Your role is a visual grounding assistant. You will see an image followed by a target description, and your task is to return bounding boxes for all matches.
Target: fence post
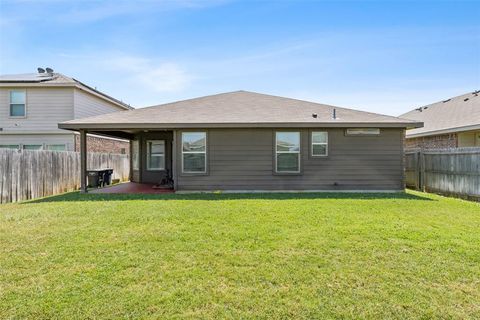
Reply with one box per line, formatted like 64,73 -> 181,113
419,151 -> 425,191
80,130 -> 88,193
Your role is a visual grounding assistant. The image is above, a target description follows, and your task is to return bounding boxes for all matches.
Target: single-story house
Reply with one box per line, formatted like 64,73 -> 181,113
400,90 -> 480,149
59,91 -> 422,193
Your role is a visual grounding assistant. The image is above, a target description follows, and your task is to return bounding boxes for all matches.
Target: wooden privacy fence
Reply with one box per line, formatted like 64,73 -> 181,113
0,149 -> 130,204
405,148 -> 480,200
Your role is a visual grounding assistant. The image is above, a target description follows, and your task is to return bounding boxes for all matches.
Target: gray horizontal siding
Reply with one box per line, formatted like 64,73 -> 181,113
175,128 -> 404,191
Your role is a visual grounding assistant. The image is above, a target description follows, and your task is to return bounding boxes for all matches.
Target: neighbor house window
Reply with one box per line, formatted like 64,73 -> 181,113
0,145 -> 19,149
10,90 -> 26,117
132,140 -> 139,170
23,145 -> 42,150
146,140 -> 165,171
275,132 -> 300,173
182,132 -> 206,173
46,144 -> 66,151
311,131 -> 328,156
346,128 -> 380,135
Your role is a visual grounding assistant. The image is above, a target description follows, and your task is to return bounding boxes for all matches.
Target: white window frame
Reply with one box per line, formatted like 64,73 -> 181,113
346,128 -> 380,136
311,131 -> 328,157
146,140 -> 165,171
9,89 -> 27,118
182,132 -> 207,174
275,131 -> 301,173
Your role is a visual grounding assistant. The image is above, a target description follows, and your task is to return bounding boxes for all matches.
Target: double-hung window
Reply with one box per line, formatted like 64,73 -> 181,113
182,132 -> 206,173
311,132 -> 328,156
275,132 -> 300,173
10,90 -> 26,117
146,140 -> 165,170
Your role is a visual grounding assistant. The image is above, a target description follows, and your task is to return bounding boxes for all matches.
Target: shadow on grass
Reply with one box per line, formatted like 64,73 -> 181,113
26,190 -> 434,203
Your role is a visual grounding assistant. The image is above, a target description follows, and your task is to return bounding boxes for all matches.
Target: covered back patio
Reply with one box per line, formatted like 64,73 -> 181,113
76,128 -> 178,193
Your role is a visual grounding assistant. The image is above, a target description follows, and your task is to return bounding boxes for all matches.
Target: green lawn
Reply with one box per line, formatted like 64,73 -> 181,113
1,191 -> 479,319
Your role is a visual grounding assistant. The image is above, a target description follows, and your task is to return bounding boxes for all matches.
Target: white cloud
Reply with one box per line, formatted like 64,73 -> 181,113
106,55 -> 192,93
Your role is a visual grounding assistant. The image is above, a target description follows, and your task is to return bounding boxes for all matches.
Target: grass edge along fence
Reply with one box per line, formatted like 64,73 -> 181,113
0,148 -> 130,204
405,147 -> 480,201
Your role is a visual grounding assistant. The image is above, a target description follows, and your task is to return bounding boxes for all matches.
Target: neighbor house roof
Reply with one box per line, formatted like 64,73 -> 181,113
400,90 -> 480,138
59,91 -> 422,130
0,72 -> 133,110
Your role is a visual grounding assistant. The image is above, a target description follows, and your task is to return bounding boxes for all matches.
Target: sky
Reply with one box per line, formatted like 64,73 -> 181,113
0,0 -> 479,116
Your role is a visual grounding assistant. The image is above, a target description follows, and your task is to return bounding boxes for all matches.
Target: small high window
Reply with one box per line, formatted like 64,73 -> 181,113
10,90 -> 26,117
346,128 -> 380,135
146,140 -> 165,171
311,132 -> 328,156
182,132 -> 206,173
275,132 -> 300,173
46,145 -> 66,151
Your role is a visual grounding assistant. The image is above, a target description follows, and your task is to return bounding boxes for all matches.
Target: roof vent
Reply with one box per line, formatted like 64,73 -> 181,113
416,107 -> 423,112
332,108 -> 337,120
442,99 -> 451,103
312,113 -> 318,118
45,67 -> 54,74
37,67 -> 45,73
473,90 -> 479,96
464,98 -> 469,102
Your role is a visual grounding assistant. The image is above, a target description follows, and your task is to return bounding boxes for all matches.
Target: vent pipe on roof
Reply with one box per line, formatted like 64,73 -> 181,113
332,108 -> 337,120
312,113 -> 318,118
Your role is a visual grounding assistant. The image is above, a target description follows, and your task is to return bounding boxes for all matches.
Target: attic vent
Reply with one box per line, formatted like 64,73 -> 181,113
312,113 -> 318,118
473,90 -> 479,96
332,108 -> 337,120
442,99 -> 451,103
464,98 -> 469,102
37,67 -> 45,73
423,107 -> 428,110
416,107 -> 423,112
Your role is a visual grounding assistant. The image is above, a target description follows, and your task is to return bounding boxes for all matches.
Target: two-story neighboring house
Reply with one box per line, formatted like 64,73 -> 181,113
400,90 -> 480,149
0,68 -> 133,152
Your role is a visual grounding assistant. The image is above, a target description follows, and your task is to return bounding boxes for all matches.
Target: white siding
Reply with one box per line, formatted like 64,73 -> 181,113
0,87 -> 74,133
73,88 -> 126,118
0,134 -> 75,151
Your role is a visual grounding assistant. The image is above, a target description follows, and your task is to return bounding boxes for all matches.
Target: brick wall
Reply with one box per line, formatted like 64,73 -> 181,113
74,134 -> 130,154
405,133 -> 458,150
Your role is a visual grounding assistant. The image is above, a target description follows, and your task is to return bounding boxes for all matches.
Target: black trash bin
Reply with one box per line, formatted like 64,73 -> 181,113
104,169 -> 113,186
87,170 -> 103,188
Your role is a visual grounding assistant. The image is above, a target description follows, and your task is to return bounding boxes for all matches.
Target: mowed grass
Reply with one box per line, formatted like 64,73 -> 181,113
1,191 -> 479,319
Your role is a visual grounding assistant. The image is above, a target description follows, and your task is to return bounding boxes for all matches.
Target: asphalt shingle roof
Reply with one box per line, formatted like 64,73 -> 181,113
0,72 -> 132,110
59,91 -> 421,130
400,91 -> 480,138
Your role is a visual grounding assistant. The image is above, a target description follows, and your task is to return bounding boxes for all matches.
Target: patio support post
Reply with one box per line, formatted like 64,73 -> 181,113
80,129 -> 88,193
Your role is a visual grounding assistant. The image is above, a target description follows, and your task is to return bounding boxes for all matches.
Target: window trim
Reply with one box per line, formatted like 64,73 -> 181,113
181,131 -> 207,174
311,131 -> 328,157
146,140 -> 165,171
9,89 -> 27,118
275,131 -> 301,174
345,128 -> 381,136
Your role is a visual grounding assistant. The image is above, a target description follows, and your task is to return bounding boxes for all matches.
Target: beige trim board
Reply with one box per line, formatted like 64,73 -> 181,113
406,124 -> 480,138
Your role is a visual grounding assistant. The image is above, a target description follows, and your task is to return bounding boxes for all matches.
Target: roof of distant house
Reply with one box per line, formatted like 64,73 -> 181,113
400,90 -> 480,138
59,90 -> 422,130
0,72 -> 133,110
